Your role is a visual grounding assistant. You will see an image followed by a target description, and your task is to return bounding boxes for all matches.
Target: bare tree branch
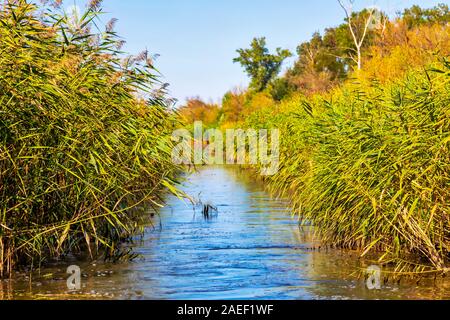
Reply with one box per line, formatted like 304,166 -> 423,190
337,0 -> 376,70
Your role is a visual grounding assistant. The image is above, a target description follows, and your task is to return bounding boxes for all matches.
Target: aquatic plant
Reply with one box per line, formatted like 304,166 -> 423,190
0,0 -> 181,276
245,57 -> 450,273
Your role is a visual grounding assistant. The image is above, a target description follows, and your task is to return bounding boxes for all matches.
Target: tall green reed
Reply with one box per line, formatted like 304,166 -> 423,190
246,58 -> 450,273
0,0 -> 182,276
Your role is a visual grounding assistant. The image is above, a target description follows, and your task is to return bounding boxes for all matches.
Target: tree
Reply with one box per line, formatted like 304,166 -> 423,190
286,31 -> 347,93
402,4 -> 450,29
337,0 -> 380,70
269,77 -> 292,101
178,97 -> 220,128
234,37 -> 292,92
221,88 -> 246,124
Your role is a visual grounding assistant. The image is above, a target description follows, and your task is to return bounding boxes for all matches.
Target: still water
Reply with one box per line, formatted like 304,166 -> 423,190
2,167 -> 450,300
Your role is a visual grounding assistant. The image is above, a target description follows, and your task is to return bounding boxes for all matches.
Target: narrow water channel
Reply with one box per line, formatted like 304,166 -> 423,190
2,167 -> 450,300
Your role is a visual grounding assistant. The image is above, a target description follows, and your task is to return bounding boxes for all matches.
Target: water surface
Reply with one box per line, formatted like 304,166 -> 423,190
2,167 -> 450,300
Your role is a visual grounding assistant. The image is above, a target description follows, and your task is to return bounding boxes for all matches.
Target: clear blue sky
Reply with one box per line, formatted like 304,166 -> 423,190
69,0 -> 448,105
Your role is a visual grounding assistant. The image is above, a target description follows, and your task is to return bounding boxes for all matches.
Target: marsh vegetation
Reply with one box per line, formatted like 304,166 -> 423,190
0,0 -> 449,299
0,0 -> 181,277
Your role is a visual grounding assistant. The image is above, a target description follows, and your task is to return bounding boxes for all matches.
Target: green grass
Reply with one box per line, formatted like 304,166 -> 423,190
0,0 -> 182,276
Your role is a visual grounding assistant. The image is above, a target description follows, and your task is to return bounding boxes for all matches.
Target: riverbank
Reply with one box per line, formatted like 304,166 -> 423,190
243,59 -> 450,273
174,5 -> 450,274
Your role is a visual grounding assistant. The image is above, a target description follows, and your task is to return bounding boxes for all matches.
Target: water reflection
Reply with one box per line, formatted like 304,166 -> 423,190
1,167 -> 450,300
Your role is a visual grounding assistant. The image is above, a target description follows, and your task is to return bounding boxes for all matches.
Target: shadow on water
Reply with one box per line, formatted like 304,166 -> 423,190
2,166 -> 450,300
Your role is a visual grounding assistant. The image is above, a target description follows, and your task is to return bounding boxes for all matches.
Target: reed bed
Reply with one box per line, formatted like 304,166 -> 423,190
246,58 -> 450,273
0,1 -> 181,276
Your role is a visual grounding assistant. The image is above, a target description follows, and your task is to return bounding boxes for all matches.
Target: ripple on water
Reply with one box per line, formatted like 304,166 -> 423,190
4,167 -> 450,300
